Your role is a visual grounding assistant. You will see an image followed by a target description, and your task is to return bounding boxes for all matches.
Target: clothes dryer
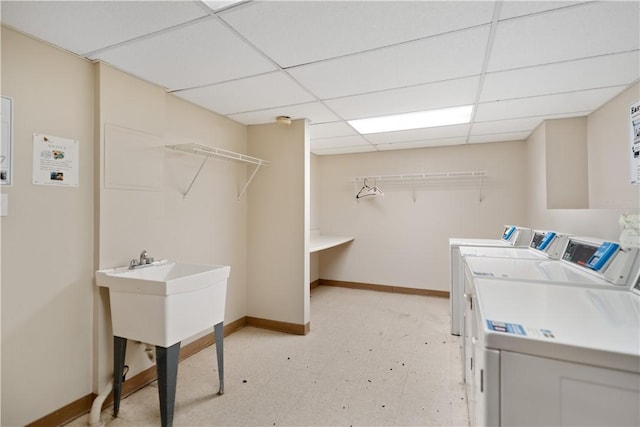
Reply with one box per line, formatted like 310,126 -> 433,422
469,277 -> 640,426
461,237 -> 638,389
449,226 -> 533,335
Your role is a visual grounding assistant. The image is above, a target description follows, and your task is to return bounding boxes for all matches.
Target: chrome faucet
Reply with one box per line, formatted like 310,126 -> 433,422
129,250 -> 154,269
140,249 -> 149,265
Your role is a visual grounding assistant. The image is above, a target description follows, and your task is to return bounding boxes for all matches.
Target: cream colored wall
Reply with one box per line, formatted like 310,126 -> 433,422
317,141 -> 529,291
588,82 -> 640,209
247,120 -> 310,326
545,117 -> 588,209
1,28 -> 95,426
310,153 -> 320,283
1,26 -> 251,424
526,83 -> 640,240
95,63 -> 249,389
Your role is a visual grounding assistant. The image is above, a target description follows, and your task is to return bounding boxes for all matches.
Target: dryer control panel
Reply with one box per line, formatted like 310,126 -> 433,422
562,238 -> 638,286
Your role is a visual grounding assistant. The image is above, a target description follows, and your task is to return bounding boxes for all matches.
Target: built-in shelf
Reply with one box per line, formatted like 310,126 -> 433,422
165,142 -> 269,200
352,170 -> 487,202
310,230 -> 354,253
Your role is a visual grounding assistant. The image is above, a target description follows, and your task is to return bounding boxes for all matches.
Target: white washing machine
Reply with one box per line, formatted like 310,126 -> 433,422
462,237 -> 638,390
460,231 -> 570,261
449,226 -> 534,335
455,231 -> 569,375
470,275 -> 640,426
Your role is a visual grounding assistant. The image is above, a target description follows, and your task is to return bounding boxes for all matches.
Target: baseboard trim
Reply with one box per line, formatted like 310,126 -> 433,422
319,279 -> 450,298
27,317 -> 249,427
246,316 -> 310,335
27,394 -> 95,427
310,279 -> 320,289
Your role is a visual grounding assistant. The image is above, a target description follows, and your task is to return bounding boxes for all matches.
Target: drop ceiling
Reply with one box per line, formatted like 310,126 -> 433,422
2,1 -> 638,155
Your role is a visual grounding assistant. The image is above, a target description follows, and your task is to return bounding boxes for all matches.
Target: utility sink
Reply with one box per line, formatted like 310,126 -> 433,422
96,260 -> 230,347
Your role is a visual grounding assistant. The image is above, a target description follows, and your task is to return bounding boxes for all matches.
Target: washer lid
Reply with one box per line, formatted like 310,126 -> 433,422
449,238 -> 510,247
466,257 -> 611,286
475,279 -> 640,373
459,246 -> 548,260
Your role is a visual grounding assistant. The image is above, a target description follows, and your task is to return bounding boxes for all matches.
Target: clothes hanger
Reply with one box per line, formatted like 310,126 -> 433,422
356,178 -> 384,199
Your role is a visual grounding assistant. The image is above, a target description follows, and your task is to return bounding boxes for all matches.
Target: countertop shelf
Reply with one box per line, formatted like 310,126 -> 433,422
165,142 -> 269,200
310,231 -> 354,253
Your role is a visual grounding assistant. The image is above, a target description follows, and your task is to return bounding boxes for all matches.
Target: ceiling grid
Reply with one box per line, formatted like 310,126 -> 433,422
1,0 -> 638,155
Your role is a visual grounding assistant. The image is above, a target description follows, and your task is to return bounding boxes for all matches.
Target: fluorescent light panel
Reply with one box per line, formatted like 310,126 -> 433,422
348,105 -> 473,134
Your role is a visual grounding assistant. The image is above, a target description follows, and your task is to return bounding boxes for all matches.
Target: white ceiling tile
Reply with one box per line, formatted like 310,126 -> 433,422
202,1 -> 245,12
220,1 -> 495,67
468,132 -> 531,144
488,1 -> 640,72
288,25 -> 490,99
375,137 -> 468,151
227,102 -> 340,126
92,18 -> 276,90
311,135 -> 372,150
472,112 -> 594,136
309,122 -> 358,139
481,51 -> 640,103
0,1 -> 208,55
471,117 -> 544,135
474,86 -> 625,122
365,124 -> 470,145
499,1 -> 590,20
325,76 -> 480,121
173,72 -> 316,115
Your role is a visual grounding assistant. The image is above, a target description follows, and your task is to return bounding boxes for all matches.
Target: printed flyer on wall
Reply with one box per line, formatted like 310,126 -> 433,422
1,96 -> 12,186
32,133 -> 79,187
631,99 -> 640,184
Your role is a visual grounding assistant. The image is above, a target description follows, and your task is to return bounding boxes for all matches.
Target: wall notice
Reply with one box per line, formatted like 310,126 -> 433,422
1,96 -> 13,186
33,134 -> 79,187
631,100 -> 640,184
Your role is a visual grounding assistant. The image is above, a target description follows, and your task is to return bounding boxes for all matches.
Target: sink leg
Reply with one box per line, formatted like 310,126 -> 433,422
214,322 -> 224,395
113,336 -> 127,417
156,342 -> 180,427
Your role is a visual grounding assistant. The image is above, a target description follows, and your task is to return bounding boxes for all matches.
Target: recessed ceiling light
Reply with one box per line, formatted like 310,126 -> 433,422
348,105 -> 473,134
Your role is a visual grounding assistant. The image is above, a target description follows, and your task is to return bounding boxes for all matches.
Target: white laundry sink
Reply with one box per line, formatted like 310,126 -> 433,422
96,260 -> 230,347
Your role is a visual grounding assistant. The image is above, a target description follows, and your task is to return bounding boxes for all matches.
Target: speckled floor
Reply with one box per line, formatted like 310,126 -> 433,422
67,286 -> 468,427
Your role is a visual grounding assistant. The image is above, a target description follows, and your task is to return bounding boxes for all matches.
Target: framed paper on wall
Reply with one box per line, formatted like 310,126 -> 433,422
1,96 -> 13,186
631,99 -> 640,185
32,133 -> 79,187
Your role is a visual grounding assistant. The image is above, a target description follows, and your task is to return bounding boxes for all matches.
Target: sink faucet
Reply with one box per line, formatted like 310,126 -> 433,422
130,250 -> 154,269
140,250 -> 149,265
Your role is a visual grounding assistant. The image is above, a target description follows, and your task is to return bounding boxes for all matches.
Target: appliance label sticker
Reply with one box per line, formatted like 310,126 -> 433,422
486,320 -> 526,335
487,321 -> 556,339
473,271 -> 495,277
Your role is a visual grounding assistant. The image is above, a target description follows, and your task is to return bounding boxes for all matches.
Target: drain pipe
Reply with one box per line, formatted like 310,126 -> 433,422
88,365 -> 129,427
88,378 -> 113,427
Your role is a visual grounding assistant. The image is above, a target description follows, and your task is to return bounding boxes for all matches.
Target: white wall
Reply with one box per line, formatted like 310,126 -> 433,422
1,27 -> 251,425
527,83 -> 640,240
1,27 -> 95,426
588,82 -> 640,209
317,141 -> 529,292
247,119 -> 310,328
95,63 -> 249,389
310,153 -> 320,283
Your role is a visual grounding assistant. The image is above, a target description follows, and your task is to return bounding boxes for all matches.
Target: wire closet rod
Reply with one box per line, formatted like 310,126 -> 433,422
165,142 -> 269,200
352,170 -> 487,182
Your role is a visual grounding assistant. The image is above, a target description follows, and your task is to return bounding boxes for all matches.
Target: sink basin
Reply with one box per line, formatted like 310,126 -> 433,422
96,260 -> 230,347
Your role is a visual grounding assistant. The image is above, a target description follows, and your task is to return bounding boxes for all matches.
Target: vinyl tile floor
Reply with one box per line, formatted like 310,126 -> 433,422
68,286 -> 468,427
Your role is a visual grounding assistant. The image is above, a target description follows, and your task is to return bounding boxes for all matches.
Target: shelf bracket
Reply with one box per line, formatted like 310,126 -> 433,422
183,156 -> 209,199
237,162 -> 263,201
